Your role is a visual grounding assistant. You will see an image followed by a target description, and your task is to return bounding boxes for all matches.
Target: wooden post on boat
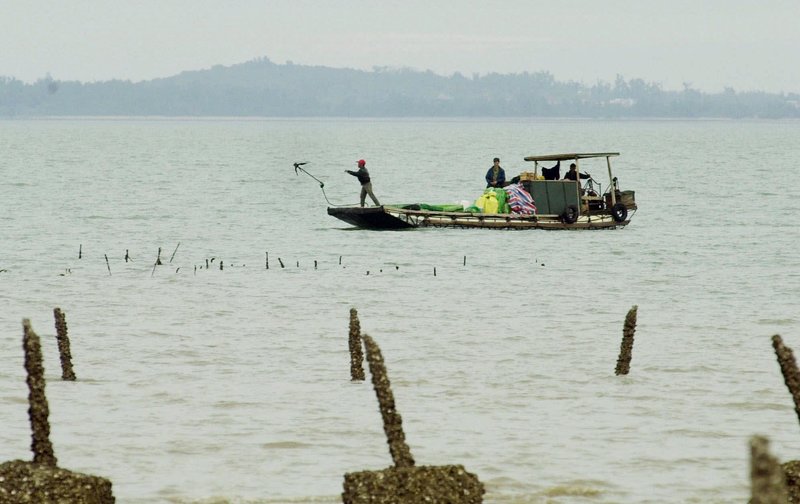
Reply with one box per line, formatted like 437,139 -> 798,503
750,435 -> 788,503
348,308 -> 365,381
615,305 -> 638,376
606,155 -> 617,206
53,308 -> 76,381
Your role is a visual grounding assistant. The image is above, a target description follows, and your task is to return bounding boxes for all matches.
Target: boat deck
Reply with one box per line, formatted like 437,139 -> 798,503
327,206 -> 632,230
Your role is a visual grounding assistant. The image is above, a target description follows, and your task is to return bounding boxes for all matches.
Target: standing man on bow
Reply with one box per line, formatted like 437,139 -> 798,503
346,159 -> 381,207
485,157 -> 506,188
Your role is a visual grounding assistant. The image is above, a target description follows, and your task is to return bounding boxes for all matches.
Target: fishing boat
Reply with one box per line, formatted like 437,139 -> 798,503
327,152 -> 637,230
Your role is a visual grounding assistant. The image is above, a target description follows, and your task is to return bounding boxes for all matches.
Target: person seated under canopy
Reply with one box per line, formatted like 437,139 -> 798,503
563,162 -> 590,181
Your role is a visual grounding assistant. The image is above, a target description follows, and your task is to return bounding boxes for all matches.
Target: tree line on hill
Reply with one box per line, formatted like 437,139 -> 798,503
1,56 -> 798,118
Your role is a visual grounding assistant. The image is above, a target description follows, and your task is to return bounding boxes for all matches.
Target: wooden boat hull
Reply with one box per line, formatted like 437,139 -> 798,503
327,206 -> 632,230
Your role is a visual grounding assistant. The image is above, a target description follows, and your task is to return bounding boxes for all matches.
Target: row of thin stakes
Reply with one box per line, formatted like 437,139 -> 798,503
73,244 -> 475,277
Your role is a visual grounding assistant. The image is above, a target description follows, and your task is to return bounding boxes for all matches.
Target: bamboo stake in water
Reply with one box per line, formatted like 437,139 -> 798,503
615,305 -> 638,376
363,334 -> 415,468
104,254 -> 111,275
750,435 -> 788,504
348,308 -> 365,381
265,251 -> 269,270
169,242 -> 180,263
278,258 -> 285,269
22,319 -> 58,467
78,244 -> 82,259
772,334 -> 800,426
53,308 -> 76,381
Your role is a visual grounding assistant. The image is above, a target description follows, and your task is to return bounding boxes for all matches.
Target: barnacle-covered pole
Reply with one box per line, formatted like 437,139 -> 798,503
53,308 -> 76,381
772,335 -> 800,425
363,334 -> 414,468
22,319 -> 57,467
750,435 -> 788,503
615,305 -> 638,376
348,308 -> 365,381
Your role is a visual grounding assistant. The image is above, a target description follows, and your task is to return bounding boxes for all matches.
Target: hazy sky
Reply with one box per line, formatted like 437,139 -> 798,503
2,0 -> 798,92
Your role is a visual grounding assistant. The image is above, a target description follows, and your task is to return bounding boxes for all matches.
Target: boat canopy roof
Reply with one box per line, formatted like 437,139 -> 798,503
524,152 -> 620,162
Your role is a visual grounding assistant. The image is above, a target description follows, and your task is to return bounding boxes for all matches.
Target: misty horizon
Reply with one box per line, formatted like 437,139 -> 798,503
2,1 -> 798,94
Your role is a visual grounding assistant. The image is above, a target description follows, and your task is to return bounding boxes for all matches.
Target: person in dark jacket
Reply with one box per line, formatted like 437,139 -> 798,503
346,159 -> 381,207
563,163 -> 590,181
485,157 -> 506,188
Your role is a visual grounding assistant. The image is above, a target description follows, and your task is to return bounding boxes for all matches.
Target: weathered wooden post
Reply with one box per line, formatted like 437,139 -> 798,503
342,334 -> 484,503
615,305 -> 638,375
772,335 -> 800,424
769,335 -> 800,501
348,308 -> 365,381
23,319 -> 57,467
53,308 -> 76,381
363,334 -> 414,468
750,435 -> 788,503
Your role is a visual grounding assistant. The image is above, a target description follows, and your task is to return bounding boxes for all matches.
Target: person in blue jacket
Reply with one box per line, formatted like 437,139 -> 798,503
485,157 -> 506,188
346,159 -> 381,207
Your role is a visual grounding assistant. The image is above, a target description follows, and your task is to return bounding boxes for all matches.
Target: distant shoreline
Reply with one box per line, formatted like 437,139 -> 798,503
3,115 -> 800,122
3,59 -> 798,119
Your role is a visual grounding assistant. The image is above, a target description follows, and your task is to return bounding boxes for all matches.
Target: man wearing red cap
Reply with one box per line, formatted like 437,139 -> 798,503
345,159 -> 381,207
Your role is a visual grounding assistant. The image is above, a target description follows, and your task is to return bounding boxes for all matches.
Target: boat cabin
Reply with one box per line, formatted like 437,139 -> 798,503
520,152 -> 635,223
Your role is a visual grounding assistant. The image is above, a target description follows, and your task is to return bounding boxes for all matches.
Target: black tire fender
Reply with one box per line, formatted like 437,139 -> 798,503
562,204 -> 578,224
611,203 -> 628,223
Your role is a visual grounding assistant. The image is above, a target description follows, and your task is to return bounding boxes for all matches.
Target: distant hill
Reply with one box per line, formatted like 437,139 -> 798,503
2,57 -> 799,118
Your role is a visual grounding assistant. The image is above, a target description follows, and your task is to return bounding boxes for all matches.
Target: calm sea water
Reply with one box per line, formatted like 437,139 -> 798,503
1,117 -> 799,503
